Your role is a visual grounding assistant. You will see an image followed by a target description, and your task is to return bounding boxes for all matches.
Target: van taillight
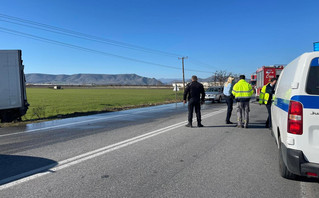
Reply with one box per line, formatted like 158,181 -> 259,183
288,101 -> 303,135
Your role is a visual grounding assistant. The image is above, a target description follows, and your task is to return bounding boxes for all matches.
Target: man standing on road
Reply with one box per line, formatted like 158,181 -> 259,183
260,78 -> 277,128
232,75 -> 254,128
183,75 -> 205,128
223,76 -> 235,124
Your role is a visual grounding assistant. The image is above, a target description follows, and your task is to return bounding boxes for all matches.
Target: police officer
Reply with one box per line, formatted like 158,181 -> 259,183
261,78 -> 277,128
232,75 -> 254,128
183,75 -> 205,128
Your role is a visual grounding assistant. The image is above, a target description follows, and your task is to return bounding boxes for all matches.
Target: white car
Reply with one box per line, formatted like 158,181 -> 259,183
205,86 -> 225,103
271,52 -> 319,179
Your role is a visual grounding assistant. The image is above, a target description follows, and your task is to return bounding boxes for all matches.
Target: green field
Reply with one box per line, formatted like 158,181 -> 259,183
23,87 -> 183,121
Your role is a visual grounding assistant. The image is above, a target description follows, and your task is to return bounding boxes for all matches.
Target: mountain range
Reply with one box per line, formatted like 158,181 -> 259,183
26,73 -> 163,86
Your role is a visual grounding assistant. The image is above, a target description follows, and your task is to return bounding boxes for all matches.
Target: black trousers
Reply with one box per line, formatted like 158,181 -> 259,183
266,102 -> 272,127
225,96 -> 233,122
188,99 -> 201,123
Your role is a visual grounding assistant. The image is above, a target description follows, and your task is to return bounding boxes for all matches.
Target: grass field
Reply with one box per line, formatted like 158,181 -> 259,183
23,87 -> 183,121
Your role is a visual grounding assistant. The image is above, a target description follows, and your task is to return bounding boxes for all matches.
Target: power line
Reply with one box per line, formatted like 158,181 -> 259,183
0,13 -> 183,58
0,26 -> 213,74
188,58 -> 220,70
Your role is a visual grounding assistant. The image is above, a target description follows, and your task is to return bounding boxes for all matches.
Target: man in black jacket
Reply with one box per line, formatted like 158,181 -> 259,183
265,78 -> 277,128
183,75 -> 205,127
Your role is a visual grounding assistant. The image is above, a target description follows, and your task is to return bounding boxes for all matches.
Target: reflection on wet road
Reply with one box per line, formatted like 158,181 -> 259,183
1,103 -> 186,137
0,102 -> 225,154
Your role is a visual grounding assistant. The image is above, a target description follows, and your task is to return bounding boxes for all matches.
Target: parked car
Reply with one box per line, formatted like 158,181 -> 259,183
271,52 -> 319,179
205,86 -> 225,103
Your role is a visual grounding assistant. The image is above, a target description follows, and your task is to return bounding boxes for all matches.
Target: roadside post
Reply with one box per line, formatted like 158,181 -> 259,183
173,84 -> 179,102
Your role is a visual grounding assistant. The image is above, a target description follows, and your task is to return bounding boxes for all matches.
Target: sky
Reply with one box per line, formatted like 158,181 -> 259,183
1,0 -> 319,80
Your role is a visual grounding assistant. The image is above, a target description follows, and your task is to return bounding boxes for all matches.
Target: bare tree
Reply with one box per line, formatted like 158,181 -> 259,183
213,70 -> 238,85
206,70 -> 240,86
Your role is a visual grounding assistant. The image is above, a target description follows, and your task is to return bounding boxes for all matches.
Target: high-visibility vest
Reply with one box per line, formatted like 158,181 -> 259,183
232,79 -> 254,99
259,83 -> 270,105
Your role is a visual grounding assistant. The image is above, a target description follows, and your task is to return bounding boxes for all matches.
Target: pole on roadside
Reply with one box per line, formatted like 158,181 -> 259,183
173,83 -> 179,102
172,83 -> 180,107
178,56 -> 188,92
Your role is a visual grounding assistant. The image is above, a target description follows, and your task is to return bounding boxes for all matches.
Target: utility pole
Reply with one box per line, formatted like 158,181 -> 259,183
178,56 -> 188,92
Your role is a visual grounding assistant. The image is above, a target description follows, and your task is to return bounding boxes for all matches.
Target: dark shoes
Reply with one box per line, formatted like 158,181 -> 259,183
226,121 -> 234,124
185,123 -> 204,127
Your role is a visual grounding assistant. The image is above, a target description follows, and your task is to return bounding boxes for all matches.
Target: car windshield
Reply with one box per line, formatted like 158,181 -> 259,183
306,58 -> 319,95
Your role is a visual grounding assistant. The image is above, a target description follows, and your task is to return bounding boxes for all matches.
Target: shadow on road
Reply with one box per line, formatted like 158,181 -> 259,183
282,176 -> 319,183
292,176 -> 319,183
203,125 -> 236,128
243,124 -> 268,129
0,154 -> 57,185
203,122 -> 267,129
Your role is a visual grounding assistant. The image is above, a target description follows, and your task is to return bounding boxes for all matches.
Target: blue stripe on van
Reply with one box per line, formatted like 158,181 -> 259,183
291,95 -> 319,109
274,97 -> 289,112
274,95 -> 319,112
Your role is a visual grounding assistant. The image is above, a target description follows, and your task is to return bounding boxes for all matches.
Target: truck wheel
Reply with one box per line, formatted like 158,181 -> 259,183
0,110 -> 20,123
1,114 -> 15,123
278,137 -> 296,179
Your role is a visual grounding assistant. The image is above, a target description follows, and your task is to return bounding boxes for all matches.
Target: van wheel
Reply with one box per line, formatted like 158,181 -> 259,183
278,137 -> 296,179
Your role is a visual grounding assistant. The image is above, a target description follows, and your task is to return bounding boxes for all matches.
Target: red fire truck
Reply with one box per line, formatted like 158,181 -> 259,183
255,65 -> 285,100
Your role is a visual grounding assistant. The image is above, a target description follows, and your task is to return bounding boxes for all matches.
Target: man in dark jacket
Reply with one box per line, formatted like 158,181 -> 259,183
265,78 -> 277,128
183,75 -> 205,127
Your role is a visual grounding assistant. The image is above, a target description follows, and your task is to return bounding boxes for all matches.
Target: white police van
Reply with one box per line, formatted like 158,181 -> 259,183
271,52 -> 319,179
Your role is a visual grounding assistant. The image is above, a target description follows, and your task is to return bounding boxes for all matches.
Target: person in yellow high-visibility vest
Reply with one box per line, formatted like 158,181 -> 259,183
232,75 -> 254,128
263,78 -> 277,128
259,83 -> 270,105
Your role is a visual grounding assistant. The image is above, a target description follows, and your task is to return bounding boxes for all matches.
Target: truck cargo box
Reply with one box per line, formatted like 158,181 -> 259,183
0,50 -> 28,122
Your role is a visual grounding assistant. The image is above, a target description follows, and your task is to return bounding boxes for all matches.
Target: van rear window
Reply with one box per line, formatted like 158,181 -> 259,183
306,58 -> 319,95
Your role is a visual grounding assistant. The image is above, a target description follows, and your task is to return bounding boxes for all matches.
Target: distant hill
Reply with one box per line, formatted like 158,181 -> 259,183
199,76 -> 214,82
26,73 -> 163,86
158,78 -> 182,84
159,77 -> 215,84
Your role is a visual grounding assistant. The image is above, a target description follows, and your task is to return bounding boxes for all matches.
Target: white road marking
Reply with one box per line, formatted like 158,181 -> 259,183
0,104 -> 184,138
0,109 -> 225,189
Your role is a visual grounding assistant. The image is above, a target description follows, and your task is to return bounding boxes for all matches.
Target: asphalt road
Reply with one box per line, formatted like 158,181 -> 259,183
0,101 -> 318,198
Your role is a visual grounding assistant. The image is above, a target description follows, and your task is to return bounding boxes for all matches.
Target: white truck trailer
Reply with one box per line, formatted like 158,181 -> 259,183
0,50 -> 29,122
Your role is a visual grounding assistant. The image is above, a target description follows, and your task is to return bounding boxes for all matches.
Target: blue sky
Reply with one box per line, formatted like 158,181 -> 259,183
1,0 -> 319,80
